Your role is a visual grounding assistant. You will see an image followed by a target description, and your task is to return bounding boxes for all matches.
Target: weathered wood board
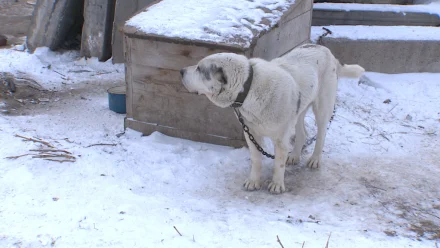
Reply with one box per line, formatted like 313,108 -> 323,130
80,0 -> 116,61
112,0 -> 157,63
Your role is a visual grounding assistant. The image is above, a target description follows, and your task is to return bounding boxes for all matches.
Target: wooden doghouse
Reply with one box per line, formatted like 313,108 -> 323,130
123,0 -> 313,147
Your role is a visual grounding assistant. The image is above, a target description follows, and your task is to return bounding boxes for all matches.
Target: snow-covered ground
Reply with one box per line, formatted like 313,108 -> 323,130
1,47 -> 439,247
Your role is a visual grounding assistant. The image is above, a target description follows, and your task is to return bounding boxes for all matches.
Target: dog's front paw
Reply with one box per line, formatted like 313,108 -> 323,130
244,178 -> 261,191
286,154 -> 300,165
268,181 -> 285,194
307,156 -> 321,169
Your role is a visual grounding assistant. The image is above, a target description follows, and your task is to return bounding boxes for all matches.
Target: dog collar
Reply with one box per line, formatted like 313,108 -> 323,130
230,64 -> 253,108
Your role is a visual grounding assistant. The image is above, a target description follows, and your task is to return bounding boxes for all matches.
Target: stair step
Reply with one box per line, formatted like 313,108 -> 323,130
313,3 -> 440,26
311,25 -> 440,73
313,0 -> 413,4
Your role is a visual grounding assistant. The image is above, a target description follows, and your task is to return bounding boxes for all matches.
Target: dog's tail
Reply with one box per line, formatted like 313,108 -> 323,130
337,61 -> 365,78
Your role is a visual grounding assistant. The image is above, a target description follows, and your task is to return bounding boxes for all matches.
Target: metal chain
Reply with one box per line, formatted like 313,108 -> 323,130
302,106 -> 337,150
317,27 -> 332,45
234,108 -> 275,159
235,106 -> 337,159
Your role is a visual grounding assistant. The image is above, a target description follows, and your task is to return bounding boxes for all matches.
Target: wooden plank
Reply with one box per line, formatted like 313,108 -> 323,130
131,83 -> 244,139
125,118 -> 246,148
112,0 -> 159,63
124,36 -> 133,118
132,77 -> 187,93
129,38 -> 236,70
80,0 -> 115,61
125,64 -> 133,118
123,35 -> 130,63
131,63 -> 181,86
252,10 -> 312,60
280,0 -> 313,25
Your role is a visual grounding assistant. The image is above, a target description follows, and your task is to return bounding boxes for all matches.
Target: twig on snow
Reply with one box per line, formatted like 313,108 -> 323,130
435,242 -> 438,248
15,134 -> 55,148
32,154 -> 76,159
352,121 -> 370,131
43,158 -> 75,163
302,241 -> 305,248
86,143 -> 117,148
9,134 -> 76,163
52,70 -> 66,77
379,133 -> 390,141
92,71 -> 113,76
411,207 -> 440,220
5,154 -> 34,159
371,131 -> 430,139
387,103 -> 399,114
325,232 -> 332,248
302,220 -> 321,224
366,184 -> 387,192
173,226 -> 182,236
30,149 -> 72,154
276,235 -> 285,248
7,152 -> 75,161
15,76 -> 43,89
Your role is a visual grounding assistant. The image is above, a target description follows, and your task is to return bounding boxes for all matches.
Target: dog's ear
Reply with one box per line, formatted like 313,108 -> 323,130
213,66 -> 227,85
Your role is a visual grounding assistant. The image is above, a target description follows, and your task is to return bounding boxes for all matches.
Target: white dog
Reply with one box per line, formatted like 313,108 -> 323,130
180,44 -> 364,194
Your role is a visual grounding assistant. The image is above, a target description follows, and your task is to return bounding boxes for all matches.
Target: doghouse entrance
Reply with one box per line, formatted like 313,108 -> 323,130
57,0 -> 84,50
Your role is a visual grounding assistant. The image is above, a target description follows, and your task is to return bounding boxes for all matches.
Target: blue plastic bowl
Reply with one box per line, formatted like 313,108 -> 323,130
108,86 -> 126,114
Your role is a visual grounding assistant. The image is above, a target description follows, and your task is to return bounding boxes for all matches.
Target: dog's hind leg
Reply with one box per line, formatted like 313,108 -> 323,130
287,109 -> 308,165
307,79 -> 337,168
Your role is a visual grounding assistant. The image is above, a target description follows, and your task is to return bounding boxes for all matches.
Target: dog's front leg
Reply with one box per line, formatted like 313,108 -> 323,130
268,140 -> 289,194
243,132 -> 263,191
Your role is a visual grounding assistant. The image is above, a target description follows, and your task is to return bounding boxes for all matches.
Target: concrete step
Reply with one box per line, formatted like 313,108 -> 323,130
312,3 -> 440,26
311,25 -> 440,73
313,0 -> 413,4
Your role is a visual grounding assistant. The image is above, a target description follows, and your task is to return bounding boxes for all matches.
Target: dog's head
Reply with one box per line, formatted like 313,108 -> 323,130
180,53 -> 250,108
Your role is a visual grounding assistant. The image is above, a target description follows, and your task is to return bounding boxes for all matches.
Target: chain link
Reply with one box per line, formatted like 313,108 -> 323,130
302,107 -> 337,150
235,109 -> 275,159
235,107 -> 337,159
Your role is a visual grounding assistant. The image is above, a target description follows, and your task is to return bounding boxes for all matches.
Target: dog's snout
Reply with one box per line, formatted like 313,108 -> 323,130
180,68 -> 186,77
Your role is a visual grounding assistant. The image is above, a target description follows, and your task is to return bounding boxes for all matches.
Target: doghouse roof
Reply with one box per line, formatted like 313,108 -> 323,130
124,0 -> 297,49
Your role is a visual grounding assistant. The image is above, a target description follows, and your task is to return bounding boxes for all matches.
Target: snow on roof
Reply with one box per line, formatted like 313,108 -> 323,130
311,25 -> 440,42
125,0 -> 296,48
313,3 -> 440,17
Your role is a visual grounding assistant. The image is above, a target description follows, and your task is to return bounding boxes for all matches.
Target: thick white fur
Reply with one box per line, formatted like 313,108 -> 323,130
181,44 -> 365,194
